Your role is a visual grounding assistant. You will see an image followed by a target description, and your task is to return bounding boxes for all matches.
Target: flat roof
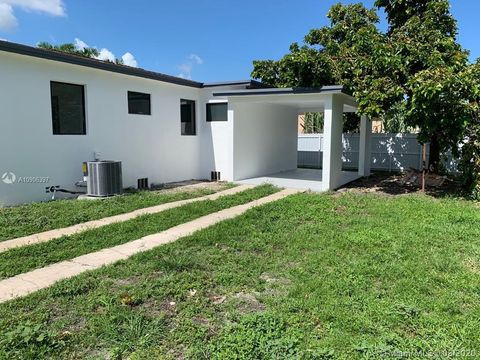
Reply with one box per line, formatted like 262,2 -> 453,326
203,80 -> 270,89
213,85 -> 357,112
0,40 -> 269,89
213,85 -> 350,97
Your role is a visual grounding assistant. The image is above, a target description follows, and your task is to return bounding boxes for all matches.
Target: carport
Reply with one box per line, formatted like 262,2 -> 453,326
213,86 -> 372,191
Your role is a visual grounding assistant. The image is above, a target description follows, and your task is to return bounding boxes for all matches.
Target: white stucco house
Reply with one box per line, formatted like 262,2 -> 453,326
0,40 -> 372,206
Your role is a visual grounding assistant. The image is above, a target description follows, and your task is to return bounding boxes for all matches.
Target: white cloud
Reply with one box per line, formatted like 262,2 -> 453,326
3,0 -> 65,16
74,37 -> 88,51
178,64 -> 192,79
0,4 -> 17,31
0,0 -> 65,31
188,53 -> 203,65
122,52 -> 137,67
54,37 -> 140,67
178,53 -> 203,79
95,48 -> 115,62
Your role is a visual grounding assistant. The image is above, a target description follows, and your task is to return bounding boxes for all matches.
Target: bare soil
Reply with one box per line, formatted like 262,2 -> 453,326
339,171 -> 462,198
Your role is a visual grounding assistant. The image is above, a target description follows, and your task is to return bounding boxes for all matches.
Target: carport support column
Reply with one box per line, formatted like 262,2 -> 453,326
358,115 -> 372,177
322,95 -> 344,191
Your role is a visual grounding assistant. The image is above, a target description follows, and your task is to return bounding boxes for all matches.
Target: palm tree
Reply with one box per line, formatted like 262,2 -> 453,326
38,42 -> 123,64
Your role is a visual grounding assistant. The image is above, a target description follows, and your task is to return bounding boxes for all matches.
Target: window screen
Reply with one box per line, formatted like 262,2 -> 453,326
51,81 -> 86,135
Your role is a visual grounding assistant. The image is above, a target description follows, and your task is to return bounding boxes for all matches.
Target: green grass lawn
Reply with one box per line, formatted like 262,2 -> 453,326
1,192 -> 479,359
0,185 -> 278,280
0,184 -> 233,242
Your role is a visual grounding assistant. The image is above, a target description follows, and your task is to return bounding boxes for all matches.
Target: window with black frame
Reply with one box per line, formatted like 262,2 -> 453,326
50,81 -> 86,135
206,102 -> 228,122
128,91 -> 151,115
181,99 -> 196,135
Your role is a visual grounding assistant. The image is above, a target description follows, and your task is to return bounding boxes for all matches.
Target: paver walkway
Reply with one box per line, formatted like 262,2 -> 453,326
0,184 -> 254,254
0,188 -> 302,303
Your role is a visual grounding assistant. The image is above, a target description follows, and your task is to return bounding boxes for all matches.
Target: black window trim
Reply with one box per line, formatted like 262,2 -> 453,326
50,80 -> 87,136
206,101 -> 228,122
180,98 -> 197,136
127,90 -> 152,115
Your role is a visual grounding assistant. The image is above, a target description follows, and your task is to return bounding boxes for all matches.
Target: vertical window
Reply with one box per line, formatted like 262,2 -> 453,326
181,99 -> 196,135
50,81 -> 86,135
206,102 -> 228,122
128,91 -> 151,115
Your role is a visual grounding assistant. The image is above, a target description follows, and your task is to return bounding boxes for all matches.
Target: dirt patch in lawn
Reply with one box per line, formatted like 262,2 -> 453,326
463,258 -> 480,274
62,317 -> 87,334
333,205 -> 347,214
260,272 -> 291,286
209,295 -> 227,305
141,298 -> 166,318
259,273 -> 291,297
233,292 -> 266,313
120,180 -> 231,199
151,181 -> 231,193
338,172 -> 462,198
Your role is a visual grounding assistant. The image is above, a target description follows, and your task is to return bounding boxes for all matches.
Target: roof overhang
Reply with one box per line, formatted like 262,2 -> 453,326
202,80 -> 270,89
0,40 -> 275,90
213,86 -> 358,113
0,40 -> 205,88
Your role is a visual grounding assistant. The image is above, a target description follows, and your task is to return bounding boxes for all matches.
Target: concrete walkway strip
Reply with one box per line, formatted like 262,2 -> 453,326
0,188 -> 303,303
0,184 -> 255,254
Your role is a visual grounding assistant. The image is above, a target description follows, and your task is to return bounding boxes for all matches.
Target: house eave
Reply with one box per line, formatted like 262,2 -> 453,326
212,85 -> 350,97
203,80 -> 272,89
0,40 -> 204,88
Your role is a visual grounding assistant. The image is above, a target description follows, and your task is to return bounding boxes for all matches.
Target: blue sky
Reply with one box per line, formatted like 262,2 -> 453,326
0,0 -> 478,82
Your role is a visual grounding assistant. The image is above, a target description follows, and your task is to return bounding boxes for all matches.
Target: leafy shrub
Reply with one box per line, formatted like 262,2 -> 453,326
459,119 -> 480,200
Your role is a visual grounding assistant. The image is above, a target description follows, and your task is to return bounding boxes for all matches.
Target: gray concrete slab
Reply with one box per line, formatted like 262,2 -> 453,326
236,168 -> 361,192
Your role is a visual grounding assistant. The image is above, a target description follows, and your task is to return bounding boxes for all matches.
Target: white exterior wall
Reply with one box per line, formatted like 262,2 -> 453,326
231,101 -> 298,180
358,115 -> 372,177
0,51 -> 209,205
322,94 -> 344,190
198,86 -> 247,182
0,49 -> 351,205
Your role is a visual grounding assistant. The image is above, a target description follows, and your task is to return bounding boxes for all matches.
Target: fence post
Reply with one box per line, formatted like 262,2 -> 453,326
318,134 -> 322,169
418,142 -> 423,170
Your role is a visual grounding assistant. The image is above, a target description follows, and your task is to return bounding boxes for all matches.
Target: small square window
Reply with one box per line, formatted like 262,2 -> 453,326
128,91 -> 151,115
51,81 -> 86,135
181,99 -> 196,135
206,102 -> 228,122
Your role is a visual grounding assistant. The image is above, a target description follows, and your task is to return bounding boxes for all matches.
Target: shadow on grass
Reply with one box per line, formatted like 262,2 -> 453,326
340,171 -> 467,199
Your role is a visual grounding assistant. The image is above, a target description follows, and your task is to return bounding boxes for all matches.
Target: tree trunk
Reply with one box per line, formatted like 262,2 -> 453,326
429,134 -> 441,173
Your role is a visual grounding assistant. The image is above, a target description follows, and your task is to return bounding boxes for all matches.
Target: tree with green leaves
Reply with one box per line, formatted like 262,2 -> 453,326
457,61 -> 480,198
251,0 -> 472,173
380,0 -> 470,169
38,42 -> 124,65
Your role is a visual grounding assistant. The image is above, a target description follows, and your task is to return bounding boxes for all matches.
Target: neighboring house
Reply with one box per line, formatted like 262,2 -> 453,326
298,114 -> 306,133
298,113 -> 385,134
372,119 -> 384,133
297,113 -> 324,134
0,41 -> 372,205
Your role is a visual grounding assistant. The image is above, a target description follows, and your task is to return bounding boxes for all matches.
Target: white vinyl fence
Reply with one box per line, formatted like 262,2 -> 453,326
298,133 -> 458,172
